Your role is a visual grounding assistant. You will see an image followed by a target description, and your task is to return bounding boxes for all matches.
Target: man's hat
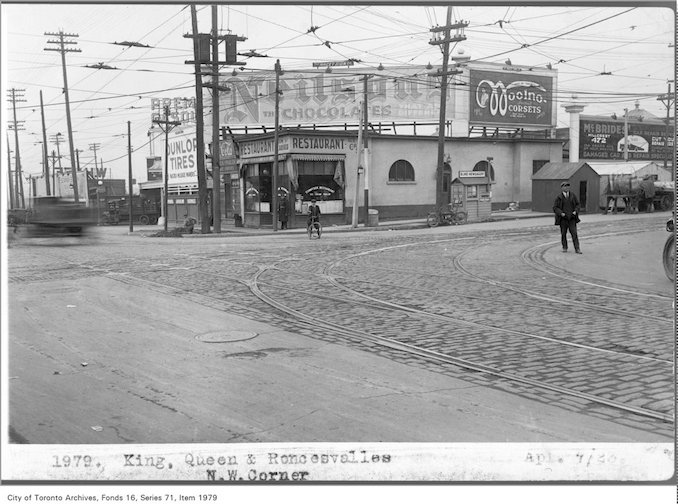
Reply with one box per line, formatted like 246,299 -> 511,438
561,181 -> 570,188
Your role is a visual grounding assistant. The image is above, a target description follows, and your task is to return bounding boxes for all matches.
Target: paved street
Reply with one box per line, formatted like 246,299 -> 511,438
6,211 -> 675,445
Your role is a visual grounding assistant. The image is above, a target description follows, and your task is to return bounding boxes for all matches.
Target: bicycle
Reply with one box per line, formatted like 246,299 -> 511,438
426,201 -> 467,227
307,218 -> 322,239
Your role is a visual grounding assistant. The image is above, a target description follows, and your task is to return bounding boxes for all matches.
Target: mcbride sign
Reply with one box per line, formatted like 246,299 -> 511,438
580,119 -> 674,160
469,69 -> 554,127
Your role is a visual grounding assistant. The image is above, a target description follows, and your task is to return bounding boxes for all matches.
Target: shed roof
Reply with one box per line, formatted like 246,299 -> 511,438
586,161 -> 659,176
532,161 -> 591,180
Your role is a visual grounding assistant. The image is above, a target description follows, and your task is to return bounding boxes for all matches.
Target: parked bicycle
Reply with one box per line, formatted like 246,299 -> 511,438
426,201 -> 468,227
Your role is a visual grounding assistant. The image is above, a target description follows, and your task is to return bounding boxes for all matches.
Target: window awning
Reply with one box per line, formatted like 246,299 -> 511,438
291,153 -> 345,162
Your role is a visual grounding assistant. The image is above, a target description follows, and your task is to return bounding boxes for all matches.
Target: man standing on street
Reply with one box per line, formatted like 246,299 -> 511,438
553,181 -> 582,254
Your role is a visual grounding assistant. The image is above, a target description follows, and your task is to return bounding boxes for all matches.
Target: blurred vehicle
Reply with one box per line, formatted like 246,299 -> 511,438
663,214 -> 675,282
7,208 -> 31,227
100,196 -> 160,225
27,197 -> 97,237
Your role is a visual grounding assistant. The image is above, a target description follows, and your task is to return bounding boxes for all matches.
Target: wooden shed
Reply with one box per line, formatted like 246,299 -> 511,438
531,161 -> 600,213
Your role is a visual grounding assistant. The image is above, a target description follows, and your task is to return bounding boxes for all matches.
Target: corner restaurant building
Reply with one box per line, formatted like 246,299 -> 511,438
144,62 -> 564,228
236,128 -> 562,228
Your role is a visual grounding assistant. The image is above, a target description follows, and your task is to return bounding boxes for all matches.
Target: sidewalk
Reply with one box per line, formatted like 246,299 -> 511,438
173,209 -> 553,237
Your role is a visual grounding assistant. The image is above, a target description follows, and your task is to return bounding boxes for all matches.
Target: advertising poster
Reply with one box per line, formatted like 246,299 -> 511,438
580,119 -> 674,161
469,69 -> 554,127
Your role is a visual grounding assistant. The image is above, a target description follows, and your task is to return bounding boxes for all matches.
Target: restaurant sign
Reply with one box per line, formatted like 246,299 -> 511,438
580,119 -> 674,161
469,69 -> 554,127
240,135 -> 353,159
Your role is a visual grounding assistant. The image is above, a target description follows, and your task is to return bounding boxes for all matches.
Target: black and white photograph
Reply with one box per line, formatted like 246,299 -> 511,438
1,0 -> 675,500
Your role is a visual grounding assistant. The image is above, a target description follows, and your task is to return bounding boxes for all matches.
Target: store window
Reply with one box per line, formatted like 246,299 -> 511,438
296,160 -> 345,214
388,159 -> 415,182
473,160 -> 495,182
244,163 -> 272,212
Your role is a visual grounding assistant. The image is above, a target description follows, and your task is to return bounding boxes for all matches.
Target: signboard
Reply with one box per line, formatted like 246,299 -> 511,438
146,156 -> 162,181
167,129 -> 199,185
151,97 -> 196,124
469,69 -> 554,127
239,135 -> 354,159
219,138 -> 238,173
580,119 -> 674,161
459,171 -> 484,177
213,65 -> 455,126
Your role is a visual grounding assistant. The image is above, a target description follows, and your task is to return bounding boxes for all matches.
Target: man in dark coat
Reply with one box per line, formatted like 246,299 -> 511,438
278,196 -> 289,229
553,181 -> 582,254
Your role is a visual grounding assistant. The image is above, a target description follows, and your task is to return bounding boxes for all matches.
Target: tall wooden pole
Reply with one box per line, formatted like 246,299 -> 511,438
128,120 -> 134,232
211,5 -> 222,233
40,90 -> 51,195
6,134 -> 15,208
435,6 -> 452,209
190,5 -> 209,232
362,75 -> 370,225
273,60 -> 281,231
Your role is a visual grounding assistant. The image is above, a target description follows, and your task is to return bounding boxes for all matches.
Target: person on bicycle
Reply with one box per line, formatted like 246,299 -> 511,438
307,199 -> 321,228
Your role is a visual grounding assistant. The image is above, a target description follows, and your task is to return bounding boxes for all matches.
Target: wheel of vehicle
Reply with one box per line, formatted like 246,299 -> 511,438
663,234 -> 675,281
660,195 -> 673,211
139,214 -> 150,225
453,211 -> 468,225
426,213 -> 439,227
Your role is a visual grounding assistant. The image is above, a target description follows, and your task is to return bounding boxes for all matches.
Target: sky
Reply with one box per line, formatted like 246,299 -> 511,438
1,2 -> 675,188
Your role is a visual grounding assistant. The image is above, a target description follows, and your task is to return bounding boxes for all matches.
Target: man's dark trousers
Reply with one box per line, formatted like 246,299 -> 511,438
559,217 -> 579,250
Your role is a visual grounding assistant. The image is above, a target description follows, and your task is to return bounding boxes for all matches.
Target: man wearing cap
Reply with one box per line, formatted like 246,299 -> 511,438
553,181 -> 582,254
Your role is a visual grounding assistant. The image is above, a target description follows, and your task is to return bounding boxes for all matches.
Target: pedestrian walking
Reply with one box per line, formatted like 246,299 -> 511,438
553,181 -> 581,254
278,195 -> 289,229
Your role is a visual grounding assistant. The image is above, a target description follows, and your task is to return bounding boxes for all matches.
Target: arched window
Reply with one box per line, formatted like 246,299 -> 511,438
388,159 -> 415,182
472,160 -> 495,181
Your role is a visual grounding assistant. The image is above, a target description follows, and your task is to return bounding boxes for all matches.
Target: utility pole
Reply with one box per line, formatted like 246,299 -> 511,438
50,150 -> 58,194
45,30 -> 80,203
429,11 -> 467,209
622,109 -> 632,194
657,80 -> 675,176
187,5 -> 210,233
352,100 -> 364,228
273,59 -> 282,231
6,134 -> 15,208
51,133 -> 64,174
362,75 -> 370,226
89,143 -> 101,171
75,148 -> 84,173
127,121 -> 134,232
8,88 -> 26,208
153,106 -> 181,231
40,90 -> 51,196
211,5 -> 222,233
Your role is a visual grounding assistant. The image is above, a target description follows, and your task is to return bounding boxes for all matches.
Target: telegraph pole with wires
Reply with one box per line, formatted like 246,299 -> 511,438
361,74 -> 370,226
273,59 -> 283,232
429,9 -> 467,209
7,88 -> 26,208
127,121 -> 134,232
6,134 -> 15,208
657,80 -> 675,177
50,133 -> 64,174
39,90 -> 51,196
45,30 -> 81,203
153,106 -> 181,232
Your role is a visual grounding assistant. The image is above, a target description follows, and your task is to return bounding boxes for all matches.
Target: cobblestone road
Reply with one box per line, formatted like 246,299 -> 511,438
7,213 -> 675,440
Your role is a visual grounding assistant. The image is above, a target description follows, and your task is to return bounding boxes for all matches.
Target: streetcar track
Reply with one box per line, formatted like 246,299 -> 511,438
249,262 -> 673,423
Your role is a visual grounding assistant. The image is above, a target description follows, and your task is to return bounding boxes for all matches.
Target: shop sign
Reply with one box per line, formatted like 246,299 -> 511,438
469,69 -> 554,127
305,185 -> 335,197
580,119 -> 674,161
216,65 -> 453,126
146,156 -> 162,181
167,130 -> 199,185
459,171 -> 484,177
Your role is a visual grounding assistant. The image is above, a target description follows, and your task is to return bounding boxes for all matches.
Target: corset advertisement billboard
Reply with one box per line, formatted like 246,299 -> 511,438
469,69 -> 555,127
